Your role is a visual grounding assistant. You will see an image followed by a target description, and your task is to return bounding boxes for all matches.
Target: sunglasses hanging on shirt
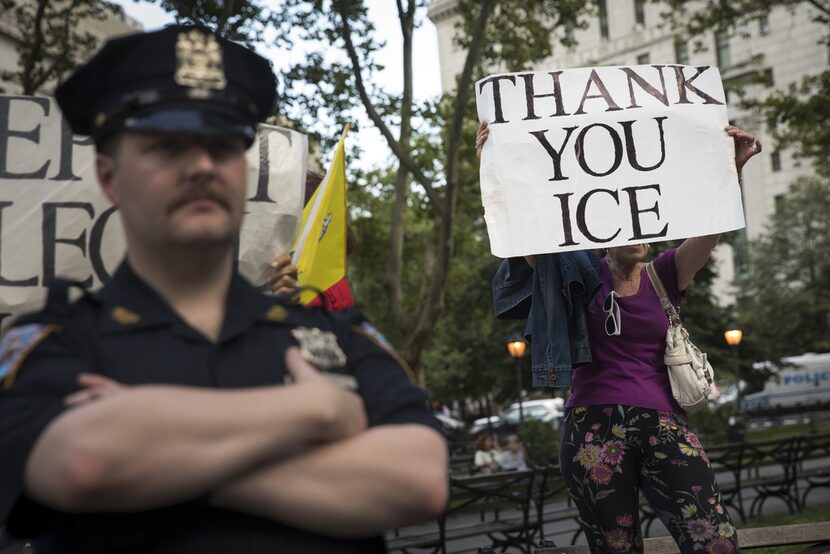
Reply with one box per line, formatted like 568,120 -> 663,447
603,290 -> 621,336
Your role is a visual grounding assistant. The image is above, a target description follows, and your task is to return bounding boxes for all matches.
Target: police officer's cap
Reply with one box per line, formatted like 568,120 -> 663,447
55,24 -> 276,147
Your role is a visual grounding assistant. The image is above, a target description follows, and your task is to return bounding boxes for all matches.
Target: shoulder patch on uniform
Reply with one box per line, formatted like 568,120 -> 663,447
111,306 -> 141,325
357,322 -> 393,350
351,323 -> 419,386
0,324 -> 58,390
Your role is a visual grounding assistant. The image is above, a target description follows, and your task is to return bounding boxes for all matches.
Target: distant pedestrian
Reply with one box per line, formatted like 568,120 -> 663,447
474,434 -> 502,473
500,434 -> 528,471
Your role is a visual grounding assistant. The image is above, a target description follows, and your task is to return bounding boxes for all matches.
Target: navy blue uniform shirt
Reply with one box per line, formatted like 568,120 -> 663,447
0,262 -> 442,553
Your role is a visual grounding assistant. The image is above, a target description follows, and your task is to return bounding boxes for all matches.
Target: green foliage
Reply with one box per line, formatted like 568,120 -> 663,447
0,0 -> 122,95
688,403 -> 736,444
737,177 -> 830,360
454,0 -> 594,71
268,0 -> 392,151
759,67 -> 830,175
518,421 -> 561,467
141,0 -> 275,47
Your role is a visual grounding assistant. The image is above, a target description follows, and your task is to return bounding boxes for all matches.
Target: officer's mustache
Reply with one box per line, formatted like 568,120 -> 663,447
167,182 -> 231,213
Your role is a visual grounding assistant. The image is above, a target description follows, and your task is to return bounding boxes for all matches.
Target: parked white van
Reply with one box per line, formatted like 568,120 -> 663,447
741,352 -> 830,411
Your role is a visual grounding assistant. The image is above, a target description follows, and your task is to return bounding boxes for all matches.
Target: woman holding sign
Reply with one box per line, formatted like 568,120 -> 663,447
481,121 -> 761,553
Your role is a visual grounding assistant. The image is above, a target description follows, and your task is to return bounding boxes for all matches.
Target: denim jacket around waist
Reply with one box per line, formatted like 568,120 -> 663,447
492,251 -> 603,388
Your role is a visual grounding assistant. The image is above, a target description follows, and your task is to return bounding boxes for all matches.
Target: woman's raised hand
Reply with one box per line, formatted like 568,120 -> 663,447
475,120 -> 490,160
725,125 -> 762,174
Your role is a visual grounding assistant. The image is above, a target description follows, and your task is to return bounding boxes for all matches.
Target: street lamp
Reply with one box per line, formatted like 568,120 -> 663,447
724,323 -> 744,410
506,338 -> 527,427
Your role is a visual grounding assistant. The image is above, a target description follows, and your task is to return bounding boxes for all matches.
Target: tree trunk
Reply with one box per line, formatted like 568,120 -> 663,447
386,0 -> 415,331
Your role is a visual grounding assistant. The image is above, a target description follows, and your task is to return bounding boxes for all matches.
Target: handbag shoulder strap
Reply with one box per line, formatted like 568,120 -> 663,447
645,262 -> 681,325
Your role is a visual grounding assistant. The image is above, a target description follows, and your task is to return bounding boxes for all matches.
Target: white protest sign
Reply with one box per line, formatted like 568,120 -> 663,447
475,64 -> 745,258
0,95 -> 306,327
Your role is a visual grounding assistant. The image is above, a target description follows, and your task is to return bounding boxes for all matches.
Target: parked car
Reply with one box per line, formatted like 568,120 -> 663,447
468,398 -> 566,436
435,413 -> 466,433
502,399 -> 564,431
709,380 -> 749,409
468,415 -> 502,436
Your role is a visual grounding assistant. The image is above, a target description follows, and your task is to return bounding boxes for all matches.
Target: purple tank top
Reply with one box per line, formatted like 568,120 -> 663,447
565,248 -> 686,413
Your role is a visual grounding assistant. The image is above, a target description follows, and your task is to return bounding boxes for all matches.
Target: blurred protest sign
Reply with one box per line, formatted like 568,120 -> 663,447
0,95 -> 305,327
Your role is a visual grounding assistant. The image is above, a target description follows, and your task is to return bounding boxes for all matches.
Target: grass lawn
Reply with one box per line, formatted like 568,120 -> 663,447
744,423 -> 811,442
737,502 -> 830,553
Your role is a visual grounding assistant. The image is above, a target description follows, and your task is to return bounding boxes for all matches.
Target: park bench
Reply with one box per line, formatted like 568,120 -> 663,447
796,431 -> 830,507
535,522 -> 830,553
387,469 -> 537,553
706,436 -> 803,521
529,466 -> 582,546
807,410 -> 830,433
448,454 -> 475,475
389,434 -> 830,552
741,436 -> 802,518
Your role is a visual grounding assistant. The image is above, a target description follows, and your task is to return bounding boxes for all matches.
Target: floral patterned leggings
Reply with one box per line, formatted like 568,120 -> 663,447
560,405 -> 739,554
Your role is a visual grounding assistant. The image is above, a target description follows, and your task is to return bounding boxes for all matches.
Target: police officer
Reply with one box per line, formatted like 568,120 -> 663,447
0,25 -> 448,553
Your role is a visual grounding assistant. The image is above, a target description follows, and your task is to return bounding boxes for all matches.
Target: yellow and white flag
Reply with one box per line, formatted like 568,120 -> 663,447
292,127 -> 349,305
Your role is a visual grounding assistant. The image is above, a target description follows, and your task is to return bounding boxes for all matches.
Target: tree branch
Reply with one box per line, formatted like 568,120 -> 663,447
333,1 -> 443,212
21,0 -> 49,94
806,0 -> 830,17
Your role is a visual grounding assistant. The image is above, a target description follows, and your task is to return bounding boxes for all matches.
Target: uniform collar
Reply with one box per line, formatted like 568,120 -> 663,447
96,260 -> 273,343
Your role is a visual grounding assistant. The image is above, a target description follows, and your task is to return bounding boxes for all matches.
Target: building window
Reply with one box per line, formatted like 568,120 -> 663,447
774,194 -> 785,212
759,15 -> 769,35
771,150 -> 782,172
715,30 -> 731,68
674,38 -> 689,65
598,0 -> 609,39
634,0 -> 645,26
636,52 -> 650,65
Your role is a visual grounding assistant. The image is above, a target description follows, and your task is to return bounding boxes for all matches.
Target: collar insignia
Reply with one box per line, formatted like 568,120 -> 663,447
265,305 -> 288,322
291,327 -> 347,370
111,306 -> 141,325
175,30 -> 227,90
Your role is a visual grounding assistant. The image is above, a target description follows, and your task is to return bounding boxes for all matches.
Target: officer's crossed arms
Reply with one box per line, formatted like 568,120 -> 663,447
26,347 -> 444,537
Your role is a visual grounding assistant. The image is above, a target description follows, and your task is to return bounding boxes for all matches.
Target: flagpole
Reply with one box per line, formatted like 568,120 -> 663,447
341,123 -> 350,142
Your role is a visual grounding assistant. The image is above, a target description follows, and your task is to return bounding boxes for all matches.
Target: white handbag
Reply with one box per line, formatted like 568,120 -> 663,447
645,263 -> 714,414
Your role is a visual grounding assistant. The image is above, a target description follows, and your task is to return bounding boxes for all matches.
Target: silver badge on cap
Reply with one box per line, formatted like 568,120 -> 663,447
175,30 -> 227,90
291,327 -> 347,370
